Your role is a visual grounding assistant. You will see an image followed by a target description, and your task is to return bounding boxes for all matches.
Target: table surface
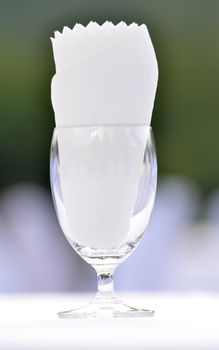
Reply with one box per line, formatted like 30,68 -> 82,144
0,292 -> 219,350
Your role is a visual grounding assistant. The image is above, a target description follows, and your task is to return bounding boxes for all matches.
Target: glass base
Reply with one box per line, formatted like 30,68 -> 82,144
58,295 -> 154,319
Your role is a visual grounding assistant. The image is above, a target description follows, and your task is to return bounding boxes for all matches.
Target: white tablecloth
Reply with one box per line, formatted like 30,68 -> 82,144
0,293 -> 219,349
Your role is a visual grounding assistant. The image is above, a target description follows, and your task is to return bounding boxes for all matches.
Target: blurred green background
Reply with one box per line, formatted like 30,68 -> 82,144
0,0 -> 218,195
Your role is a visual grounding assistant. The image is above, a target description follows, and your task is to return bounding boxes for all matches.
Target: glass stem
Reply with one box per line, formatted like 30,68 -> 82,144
95,268 -> 117,300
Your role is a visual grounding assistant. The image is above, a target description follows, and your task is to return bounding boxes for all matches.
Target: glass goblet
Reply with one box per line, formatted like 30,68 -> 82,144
50,125 -> 157,318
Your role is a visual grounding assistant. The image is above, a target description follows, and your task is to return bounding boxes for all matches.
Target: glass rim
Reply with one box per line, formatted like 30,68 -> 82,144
54,124 -> 152,130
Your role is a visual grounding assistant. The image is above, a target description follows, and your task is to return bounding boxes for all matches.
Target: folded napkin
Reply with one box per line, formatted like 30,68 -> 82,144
51,21 -> 158,126
50,22 -> 158,249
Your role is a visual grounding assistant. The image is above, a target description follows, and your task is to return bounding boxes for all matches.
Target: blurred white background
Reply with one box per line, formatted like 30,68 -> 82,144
0,177 -> 218,293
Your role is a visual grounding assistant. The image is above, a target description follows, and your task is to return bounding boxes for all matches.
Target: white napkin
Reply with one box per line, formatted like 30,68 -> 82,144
51,21 -> 158,126
50,22 -> 158,249
56,127 -> 151,249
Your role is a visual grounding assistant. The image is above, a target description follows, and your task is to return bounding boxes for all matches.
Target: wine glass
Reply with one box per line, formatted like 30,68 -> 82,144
50,125 -> 157,318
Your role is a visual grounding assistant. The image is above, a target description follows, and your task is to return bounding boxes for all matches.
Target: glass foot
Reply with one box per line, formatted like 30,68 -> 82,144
58,295 -> 154,319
